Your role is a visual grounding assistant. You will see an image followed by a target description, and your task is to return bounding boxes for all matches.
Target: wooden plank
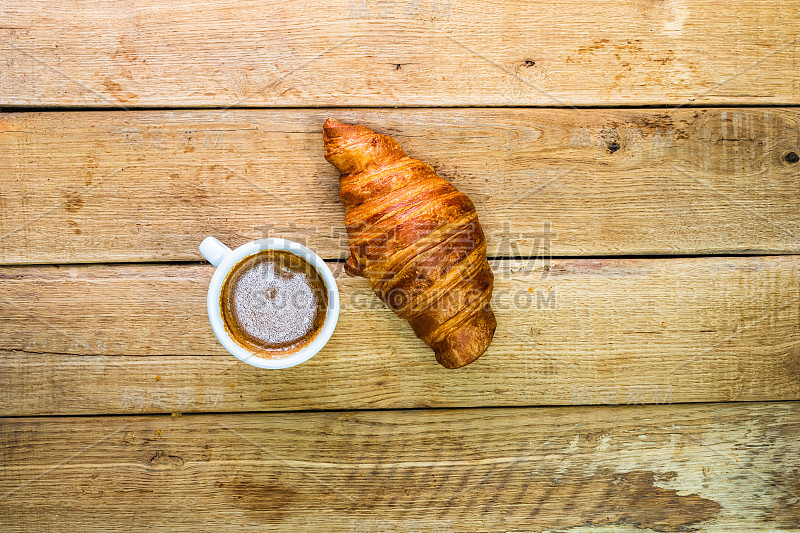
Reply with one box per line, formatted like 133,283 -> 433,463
1,402 -> 798,530
1,255 -> 798,416
2,0 -> 799,107
1,108 -> 799,264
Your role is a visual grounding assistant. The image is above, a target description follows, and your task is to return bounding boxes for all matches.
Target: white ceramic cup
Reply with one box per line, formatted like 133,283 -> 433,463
199,236 -> 340,369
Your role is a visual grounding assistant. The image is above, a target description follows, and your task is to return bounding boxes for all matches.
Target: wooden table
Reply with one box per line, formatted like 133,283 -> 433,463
1,1 -> 799,530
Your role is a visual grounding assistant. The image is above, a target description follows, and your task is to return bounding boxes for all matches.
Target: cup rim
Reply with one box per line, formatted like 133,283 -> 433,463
206,238 -> 340,369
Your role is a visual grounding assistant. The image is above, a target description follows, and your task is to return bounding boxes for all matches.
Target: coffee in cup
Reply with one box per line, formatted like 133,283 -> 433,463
200,237 -> 339,369
220,250 -> 329,359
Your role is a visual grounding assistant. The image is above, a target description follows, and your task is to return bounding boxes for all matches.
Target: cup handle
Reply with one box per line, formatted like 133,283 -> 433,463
199,236 -> 232,267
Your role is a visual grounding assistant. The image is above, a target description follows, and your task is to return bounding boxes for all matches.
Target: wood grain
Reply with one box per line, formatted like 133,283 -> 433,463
2,0 -> 799,107
1,402 -> 798,531
2,4 -> 798,530
1,255 -> 798,416
1,108 -> 799,264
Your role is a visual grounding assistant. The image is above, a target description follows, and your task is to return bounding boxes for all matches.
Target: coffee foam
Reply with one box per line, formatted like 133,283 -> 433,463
232,261 -> 317,345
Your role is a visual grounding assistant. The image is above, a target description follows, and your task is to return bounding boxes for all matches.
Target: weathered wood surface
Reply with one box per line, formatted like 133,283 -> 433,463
1,255 -> 797,416
2,3 -> 799,530
1,402 -> 798,531
1,108 -> 799,264
2,0 -> 799,107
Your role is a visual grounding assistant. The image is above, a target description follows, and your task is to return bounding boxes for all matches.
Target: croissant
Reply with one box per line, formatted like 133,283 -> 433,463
323,119 -> 496,368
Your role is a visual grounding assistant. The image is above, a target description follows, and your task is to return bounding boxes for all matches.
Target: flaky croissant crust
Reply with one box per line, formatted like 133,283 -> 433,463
323,119 -> 496,368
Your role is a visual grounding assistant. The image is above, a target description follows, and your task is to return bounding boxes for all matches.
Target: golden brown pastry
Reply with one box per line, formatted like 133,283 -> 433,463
323,119 -> 496,368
